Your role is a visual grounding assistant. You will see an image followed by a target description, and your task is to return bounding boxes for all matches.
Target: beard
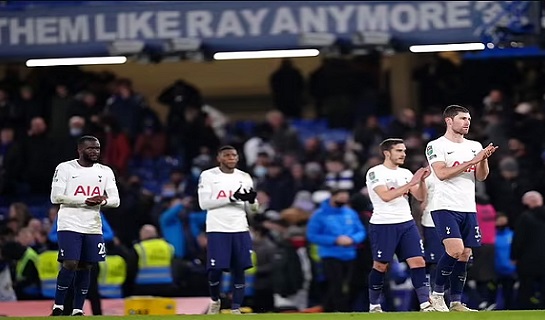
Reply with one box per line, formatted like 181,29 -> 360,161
452,127 -> 468,135
83,154 -> 99,163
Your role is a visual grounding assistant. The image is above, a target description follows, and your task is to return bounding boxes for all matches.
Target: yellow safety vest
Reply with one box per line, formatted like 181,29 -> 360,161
133,239 -> 174,285
16,247 -> 40,296
98,255 -> 127,298
37,251 -> 61,298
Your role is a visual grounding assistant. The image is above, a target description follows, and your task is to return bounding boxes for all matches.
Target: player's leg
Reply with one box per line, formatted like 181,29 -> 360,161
448,213 -> 481,312
230,231 -> 253,313
70,234 -> 105,316
206,232 -> 231,314
431,211 -> 464,293
398,221 -> 434,311
423,226 -> 442,292
51,231 -> 83,316
367,223 -> 396,313
71,261 -> 93,316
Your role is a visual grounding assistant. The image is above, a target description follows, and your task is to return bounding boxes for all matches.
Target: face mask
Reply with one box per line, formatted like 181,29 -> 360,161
70,128 -> 82,136
497,226 -> 507,232
254,166 -> 268,178
191,167 -> 202,178
161,189 -> 176,198
334,201 -> 347,207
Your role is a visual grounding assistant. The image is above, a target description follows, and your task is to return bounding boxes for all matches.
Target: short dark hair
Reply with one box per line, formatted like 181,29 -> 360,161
217,145 -> 236,154
443,105 -> 469,119
379,138 -> 404,153
329,187 -> 349,196
77,135 -> 99,147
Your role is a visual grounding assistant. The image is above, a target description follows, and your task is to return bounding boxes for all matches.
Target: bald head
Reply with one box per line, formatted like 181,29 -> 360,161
139,224 -> 158,241
522,191 -> 543,209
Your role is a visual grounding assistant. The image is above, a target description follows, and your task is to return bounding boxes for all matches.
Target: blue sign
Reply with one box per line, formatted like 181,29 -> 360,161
0,1 -> 540,59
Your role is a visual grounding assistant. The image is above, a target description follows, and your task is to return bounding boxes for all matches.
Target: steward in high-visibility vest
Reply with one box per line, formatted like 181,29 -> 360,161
14,246 -> 40,297
37,250 -> 61,298
133,238 -> 174,285
98,255 -> 127,298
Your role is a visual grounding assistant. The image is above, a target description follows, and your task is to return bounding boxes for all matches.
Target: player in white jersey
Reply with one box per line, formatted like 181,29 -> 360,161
420,175 -> 445,292
49,136 -> 120,316
426,105 -> 497,312
197,145 -> 259,314
365,138 -> 438,312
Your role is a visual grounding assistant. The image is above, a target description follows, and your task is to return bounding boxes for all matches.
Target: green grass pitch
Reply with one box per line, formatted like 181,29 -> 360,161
6,311 -> 545,320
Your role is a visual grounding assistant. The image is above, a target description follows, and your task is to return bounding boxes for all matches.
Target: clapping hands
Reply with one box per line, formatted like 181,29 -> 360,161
233,187 -> 257,204
410,167 -> 431,186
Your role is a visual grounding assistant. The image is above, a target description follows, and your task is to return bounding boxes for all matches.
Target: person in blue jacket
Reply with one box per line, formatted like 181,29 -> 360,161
306,188 -> 366,312
158,197 -> 188,259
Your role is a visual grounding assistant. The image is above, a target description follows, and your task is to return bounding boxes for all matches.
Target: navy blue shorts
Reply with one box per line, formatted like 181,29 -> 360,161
369,220 -> 424,262
423,226 -> 444,264
207,231 -> 253,271
431,210 -> 481,248
57,231 -> 105,262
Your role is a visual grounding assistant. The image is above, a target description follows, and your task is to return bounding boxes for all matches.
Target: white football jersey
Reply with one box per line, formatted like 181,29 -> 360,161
426,136 -> 483,212
51,160 -> 117,234
421,175 -> 435,227
366,164 -> 414,224
198,167 -> 255,232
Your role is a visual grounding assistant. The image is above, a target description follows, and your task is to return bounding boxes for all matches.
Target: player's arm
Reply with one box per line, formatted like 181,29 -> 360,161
426,142 -> 473,181
475,143 -> 494,181
475,158 -> 489,181
244,174 -> 259,214
197,172 -> 232,210
367,169 -> 413,202
101,168 -> 120,208
409,176 -> 427,202
50,164 -> 86,206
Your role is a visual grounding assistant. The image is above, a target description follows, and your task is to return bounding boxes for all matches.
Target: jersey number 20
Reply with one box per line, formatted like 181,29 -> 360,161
97,243 -> 106,255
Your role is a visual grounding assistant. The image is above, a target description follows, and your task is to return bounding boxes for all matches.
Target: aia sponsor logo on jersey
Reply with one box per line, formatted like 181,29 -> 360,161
452,161 -> 476,172
74,186 -> 102,196
216,190 -> 234,199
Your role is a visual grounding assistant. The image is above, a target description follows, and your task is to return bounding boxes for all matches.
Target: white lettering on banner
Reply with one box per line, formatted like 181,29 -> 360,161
95,14 -> 116,41
241,9 -> 269,36
216,10 -> 244,37
10,18 -> 34,45
59,16 -> 90,43
0,19 -> 7,44
117,13 -> 127,39
156,11 -> 181,38
419,2 -> 445,30
270,7 -> 299,35
0,2 -> 479,46
390,4 -> 418,33
300,7 -> 328,33
186,10 -> 214,37
357,5 -> 388,31
128,12 -> 155,39
36,18 -> 57,45
447,1 -> 471,28
328,5 -> 355,33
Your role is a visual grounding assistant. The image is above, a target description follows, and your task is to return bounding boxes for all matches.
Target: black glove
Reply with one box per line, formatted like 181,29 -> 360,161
233,187 -> 257,204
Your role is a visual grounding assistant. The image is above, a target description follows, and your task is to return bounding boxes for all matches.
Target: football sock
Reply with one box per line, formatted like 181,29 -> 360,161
54,267 -> 76,306
231,268 -> 246,310
208,269 -> 222,302
368,268 -> 385,305
73,269 -> 91,310
410,267 -> 431,304
434,254 -> 458,294
449,261 -> 468,303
